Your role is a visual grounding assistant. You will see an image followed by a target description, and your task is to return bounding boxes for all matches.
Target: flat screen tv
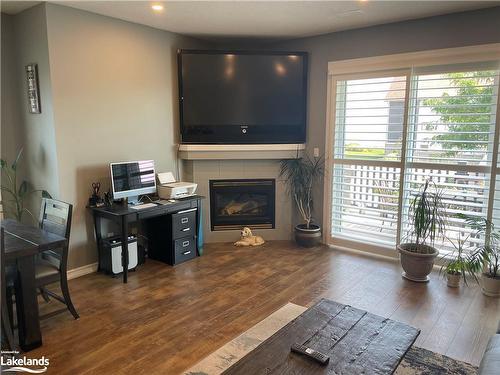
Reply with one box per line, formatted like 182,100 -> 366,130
178,50 -> 308,144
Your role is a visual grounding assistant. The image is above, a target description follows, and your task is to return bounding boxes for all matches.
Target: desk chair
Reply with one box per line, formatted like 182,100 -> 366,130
1,228 -> 16,350
36,198 -> 79,320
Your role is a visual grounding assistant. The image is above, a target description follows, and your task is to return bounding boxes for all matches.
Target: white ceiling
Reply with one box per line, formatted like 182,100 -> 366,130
2,1 -> 499,41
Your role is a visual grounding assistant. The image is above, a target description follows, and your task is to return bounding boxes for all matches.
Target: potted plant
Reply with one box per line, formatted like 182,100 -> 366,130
1,148 -> 51,222
458,214 -> 500,297
279,154 -> 324,247
439,234 -> 482,288
398,179 -> 446,282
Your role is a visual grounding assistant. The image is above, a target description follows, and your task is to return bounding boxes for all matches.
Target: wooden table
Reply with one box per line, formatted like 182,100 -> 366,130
224,299 -> 420,374
2,219 -> 67,351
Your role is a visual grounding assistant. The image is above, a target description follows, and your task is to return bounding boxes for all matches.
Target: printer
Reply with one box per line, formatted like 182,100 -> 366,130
157,172 -> 197,199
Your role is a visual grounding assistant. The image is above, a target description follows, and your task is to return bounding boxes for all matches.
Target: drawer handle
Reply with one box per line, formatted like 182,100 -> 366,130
181,217 -> 189,224
181,227 -> 191,232
182,241 -> 190,247
183,250 -> 191,255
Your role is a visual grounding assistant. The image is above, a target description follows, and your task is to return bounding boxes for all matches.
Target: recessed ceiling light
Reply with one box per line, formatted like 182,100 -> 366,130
152,4 -> 163,12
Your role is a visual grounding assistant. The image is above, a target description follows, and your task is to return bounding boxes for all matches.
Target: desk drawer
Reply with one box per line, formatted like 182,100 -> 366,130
172,209 -> 196,239
174,237 -> 196,264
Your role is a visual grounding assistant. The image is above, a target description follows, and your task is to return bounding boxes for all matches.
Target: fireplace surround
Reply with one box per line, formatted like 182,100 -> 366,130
209,179 -> 276,231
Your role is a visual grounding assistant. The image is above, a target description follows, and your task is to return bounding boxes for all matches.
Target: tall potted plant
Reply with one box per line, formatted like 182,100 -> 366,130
280,154 -> 324,247
398,179 -> 446,282
458,215 -> 500,297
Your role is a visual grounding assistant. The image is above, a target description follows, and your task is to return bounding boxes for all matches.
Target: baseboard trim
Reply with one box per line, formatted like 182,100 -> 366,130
67,262 -> 98,280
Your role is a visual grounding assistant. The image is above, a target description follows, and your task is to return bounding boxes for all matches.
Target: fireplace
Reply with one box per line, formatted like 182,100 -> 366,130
209,179 -> 276,231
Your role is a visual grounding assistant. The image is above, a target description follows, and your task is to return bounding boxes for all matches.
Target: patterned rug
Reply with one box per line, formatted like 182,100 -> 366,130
184,303 -> 478,375
396,346 -> 477,374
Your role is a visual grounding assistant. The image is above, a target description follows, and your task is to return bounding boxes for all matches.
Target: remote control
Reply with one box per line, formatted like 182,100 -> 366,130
290,343 -> 330,366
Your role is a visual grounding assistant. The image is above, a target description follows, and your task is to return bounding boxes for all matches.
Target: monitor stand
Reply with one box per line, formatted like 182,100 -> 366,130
127,196 -> 141,205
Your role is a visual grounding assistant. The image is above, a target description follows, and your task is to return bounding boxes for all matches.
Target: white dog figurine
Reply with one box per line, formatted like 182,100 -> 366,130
234,227 -> 265,247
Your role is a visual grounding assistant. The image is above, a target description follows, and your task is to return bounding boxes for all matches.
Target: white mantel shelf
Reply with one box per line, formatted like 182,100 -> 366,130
179,144 -> 305,160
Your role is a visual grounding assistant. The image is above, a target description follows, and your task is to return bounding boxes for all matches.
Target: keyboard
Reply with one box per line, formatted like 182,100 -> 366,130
130,203 -> 158,210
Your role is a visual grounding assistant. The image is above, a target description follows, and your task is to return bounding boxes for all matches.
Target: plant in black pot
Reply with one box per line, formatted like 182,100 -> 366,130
458,214 -> 500,297
398,179 -> 446,282
280,154 -> 324,247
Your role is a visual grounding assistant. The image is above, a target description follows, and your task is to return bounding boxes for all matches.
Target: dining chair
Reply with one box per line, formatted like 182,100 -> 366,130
36,198 -> 79,320
1,227 -> 16,350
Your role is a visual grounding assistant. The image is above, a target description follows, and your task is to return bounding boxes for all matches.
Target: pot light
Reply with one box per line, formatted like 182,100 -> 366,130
152,4 -> 164,12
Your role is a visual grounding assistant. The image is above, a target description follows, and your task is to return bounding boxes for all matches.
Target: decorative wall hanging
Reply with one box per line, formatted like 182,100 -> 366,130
25,63 -> 41,113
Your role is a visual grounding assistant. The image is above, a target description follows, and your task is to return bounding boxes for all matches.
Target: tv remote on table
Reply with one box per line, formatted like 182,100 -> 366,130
290,343 -> 330,366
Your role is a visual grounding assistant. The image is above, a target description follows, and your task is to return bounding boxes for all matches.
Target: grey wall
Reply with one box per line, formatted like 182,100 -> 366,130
44,4 -> 209,269
268,6 -> 500,228
1,5 -> 60,222
1,14 -> 23,170
2,3 -> 210,269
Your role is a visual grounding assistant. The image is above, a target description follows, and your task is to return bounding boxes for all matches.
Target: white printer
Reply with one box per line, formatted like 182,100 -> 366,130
157,172 -> 197,199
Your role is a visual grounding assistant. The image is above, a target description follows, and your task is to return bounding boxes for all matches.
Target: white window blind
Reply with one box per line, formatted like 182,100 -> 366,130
330,65 -> 500,253
404,69 -> 498,251
331,75 -> 407,247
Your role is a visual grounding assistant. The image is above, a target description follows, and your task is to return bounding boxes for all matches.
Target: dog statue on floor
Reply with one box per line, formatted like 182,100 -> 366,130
234,227 -> 265,247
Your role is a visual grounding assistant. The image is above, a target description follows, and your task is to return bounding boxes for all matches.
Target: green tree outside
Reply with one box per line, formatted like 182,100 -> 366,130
423,71 -> 496,157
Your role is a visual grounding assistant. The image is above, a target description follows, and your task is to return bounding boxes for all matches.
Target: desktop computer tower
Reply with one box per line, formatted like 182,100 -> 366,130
100,235 -> 138,275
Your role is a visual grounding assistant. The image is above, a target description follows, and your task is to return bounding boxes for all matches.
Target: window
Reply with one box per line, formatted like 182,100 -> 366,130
332,74 -> 407,247
328,59 -> 500,254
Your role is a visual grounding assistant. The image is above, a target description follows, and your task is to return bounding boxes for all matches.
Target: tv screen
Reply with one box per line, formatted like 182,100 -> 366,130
178,50 -> 308,144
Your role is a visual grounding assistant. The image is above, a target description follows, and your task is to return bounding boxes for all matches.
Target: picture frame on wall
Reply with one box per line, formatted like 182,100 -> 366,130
25,63 -> 41,114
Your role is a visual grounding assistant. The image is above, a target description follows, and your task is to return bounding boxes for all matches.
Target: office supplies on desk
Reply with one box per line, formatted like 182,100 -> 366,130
157,171 -> 197,199
89,182 -> 103,207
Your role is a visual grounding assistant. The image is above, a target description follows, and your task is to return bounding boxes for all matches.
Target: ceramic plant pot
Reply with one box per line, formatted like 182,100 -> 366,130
481,273 -> 500,297
397,243 -> 438,283
446,273 -> 461,288
294,224 -> 321,248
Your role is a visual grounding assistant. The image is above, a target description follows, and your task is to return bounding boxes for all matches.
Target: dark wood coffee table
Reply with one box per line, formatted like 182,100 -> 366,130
224,299 -> 420,374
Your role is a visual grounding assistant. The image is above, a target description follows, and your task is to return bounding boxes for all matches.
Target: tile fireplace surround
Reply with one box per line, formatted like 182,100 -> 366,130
183,159 -> 293,243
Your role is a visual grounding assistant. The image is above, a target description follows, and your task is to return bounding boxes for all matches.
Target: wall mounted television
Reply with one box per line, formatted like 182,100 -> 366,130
178,50 -> 308,144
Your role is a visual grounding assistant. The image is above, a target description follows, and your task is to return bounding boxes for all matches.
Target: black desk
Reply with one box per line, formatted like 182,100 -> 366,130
91,196 -> 203,283
1,219 -> 67,351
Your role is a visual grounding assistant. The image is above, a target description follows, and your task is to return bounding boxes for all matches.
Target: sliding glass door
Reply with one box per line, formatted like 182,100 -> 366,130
328,63 -> 500,254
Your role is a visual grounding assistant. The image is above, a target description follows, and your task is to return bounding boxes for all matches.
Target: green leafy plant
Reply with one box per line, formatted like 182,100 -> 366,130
458,214 -> 500,278
439,234 -> 482,286
404,179 -> 447,253
1,149 -> 51,222
279,154 -> 324,229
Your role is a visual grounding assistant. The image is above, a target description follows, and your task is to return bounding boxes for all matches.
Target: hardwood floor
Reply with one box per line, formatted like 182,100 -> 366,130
31,241 -> 499,374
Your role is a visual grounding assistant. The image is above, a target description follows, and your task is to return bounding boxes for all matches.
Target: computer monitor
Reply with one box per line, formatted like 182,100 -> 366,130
110,160 -> 156,204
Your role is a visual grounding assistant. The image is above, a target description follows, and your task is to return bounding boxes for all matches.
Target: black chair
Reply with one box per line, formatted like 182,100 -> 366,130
1,227 -> 16,350
36,198 -> 79,320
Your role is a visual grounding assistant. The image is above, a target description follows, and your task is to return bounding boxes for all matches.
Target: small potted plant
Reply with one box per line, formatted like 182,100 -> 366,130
279,154 -> 324,247
459,215 -> 500,297
439,234 -> 481,288
398,179 -> 446,282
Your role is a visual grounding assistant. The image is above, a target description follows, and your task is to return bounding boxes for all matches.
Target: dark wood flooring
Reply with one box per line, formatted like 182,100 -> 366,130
31,241 -> 499,374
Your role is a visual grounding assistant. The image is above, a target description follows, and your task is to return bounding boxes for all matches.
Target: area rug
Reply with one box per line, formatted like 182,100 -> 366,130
184,303 -> 477,375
